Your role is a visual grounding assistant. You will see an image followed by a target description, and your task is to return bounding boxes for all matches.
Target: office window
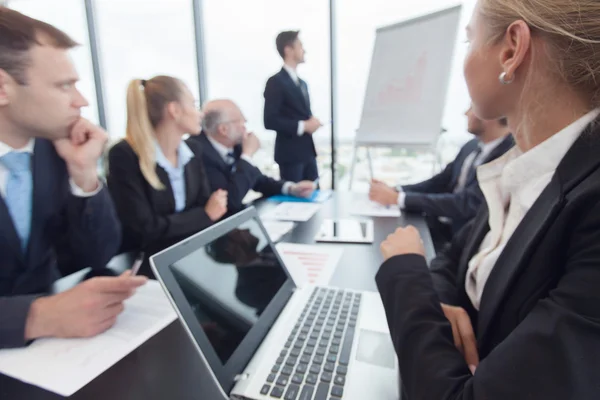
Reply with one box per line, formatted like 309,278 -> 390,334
335,0 -> 476,191
94,0 -> 199,138
9,0 -> 101,124
202,0 -> 332,187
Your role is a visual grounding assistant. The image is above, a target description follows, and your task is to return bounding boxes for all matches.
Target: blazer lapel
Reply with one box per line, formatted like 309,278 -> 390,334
280,69 -> 309,114
184,159 -> 199,209
200,133 -> 229,171
156,167 -> 176,212
477,180 -> 563,343
0,195 -> 23,262
457,208 -> 491,286
27,140 -> 56,266
476,121 -> 600,343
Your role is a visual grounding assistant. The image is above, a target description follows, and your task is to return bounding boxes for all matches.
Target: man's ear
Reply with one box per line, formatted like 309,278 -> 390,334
0,69 -> 15,107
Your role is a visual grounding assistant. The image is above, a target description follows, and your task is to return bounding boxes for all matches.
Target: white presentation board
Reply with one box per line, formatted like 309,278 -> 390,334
356,5 -> 462,147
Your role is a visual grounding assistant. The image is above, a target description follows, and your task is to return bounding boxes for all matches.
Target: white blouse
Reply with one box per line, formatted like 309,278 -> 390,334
465,109 -> 600,310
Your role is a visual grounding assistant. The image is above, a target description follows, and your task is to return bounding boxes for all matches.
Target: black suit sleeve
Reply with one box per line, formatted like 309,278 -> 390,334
429,220 -> 475,305
401,161 -> 455,194
264,77 -> 302,137
0,295 -> 38,348
0,184 -> 121,349
204,154 -> 284,212
375,201 -> 600,400
63,187 -> 122,270
108,144 -> 213,251
403,181 -> 484,221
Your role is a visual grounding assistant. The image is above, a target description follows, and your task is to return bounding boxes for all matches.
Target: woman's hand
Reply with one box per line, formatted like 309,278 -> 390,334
380,226 -> 425,261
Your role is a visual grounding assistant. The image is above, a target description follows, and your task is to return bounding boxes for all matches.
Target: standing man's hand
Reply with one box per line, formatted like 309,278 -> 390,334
25,271 -> 147,340
54,118 -> 108,193
304,117 -> 322,134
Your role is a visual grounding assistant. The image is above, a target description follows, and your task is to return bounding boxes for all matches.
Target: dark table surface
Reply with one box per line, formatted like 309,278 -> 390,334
0,191 -> 433,400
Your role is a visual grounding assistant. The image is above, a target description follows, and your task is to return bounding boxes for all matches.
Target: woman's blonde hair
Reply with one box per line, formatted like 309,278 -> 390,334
126,76 -> 184,189
479,0 -> 600,108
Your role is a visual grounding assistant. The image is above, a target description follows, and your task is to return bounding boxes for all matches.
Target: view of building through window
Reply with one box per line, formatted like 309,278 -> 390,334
8,0 -> 476,190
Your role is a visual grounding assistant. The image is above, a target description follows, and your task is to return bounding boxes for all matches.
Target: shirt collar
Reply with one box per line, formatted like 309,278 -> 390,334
283,64 -> 299,83
205,134 -> 233,163
478,135 -> 505,156
155,140 -> 194,172
477,108 -> 600,185
0,139 -> 35,158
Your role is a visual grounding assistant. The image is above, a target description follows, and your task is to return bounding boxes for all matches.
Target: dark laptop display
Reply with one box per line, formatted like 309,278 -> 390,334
170,219 -> 288,364
151,209 -> 296,392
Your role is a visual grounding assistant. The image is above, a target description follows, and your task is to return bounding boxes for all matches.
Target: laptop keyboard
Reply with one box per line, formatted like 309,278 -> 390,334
260,287 -> 361,400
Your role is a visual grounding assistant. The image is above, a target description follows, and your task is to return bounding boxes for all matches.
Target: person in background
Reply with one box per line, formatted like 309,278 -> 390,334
370,108 -> 513,247
376,0 -> 600,398
190,99 -> 315,217
107,76 -> 228,277
264,30 -> 322,182
0,8 -> 145,349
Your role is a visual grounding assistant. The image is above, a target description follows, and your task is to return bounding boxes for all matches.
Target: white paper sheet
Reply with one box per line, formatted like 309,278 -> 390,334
261,202 -> 322,222
262,220 -> 295,243
350,198 -> 401,217
276,243 -> 344,287
0,280 -> 176,397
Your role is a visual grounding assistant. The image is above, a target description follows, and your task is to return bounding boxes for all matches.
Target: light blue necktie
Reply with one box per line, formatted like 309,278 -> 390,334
0,152 -> 32,251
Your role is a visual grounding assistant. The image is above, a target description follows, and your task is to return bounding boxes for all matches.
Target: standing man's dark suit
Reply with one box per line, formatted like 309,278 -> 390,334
107,139 -> 214,276
375,120 -> 600,399
191,133 -> 284,217
402,135 -> 514,234
1,139 -> 121,348
264,68 -> 318,182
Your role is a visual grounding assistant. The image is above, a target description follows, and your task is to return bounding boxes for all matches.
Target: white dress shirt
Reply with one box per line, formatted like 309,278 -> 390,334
396,136 -> 506,208
0,139 -> 101,198
465,109 -> 600,310
283,64 -> 305,136
205,135 -> 293,195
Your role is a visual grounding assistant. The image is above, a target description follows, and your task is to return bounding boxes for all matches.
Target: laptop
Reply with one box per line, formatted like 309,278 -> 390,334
150,207 -> 399,400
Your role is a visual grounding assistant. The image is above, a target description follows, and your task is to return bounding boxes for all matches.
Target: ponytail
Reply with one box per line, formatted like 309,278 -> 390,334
125,79 -> 164,190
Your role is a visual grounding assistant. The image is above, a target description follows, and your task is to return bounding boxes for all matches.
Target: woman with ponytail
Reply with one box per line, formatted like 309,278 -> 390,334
107,76 -> 228,276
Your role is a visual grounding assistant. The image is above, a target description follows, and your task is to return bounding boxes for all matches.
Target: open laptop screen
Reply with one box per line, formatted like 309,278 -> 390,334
151,208 -> 296,392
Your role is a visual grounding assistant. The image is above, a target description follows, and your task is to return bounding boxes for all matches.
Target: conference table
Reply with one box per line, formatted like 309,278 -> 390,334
0,191 -> 434,400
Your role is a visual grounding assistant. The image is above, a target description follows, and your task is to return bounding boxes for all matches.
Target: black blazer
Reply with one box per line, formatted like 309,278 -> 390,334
376,120 -> 600,399
190,133 -> 284,217
0,139 -> 121,349
403,135 -> 514,232
264,68 -> 316,164
107,139 -> 214,273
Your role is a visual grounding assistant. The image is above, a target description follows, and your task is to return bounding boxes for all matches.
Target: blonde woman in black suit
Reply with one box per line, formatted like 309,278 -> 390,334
375,0 -> 600,398
108,76 -> 228,276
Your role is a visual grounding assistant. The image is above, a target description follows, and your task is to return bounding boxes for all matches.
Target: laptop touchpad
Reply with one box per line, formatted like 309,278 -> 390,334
355,329 -> 396,369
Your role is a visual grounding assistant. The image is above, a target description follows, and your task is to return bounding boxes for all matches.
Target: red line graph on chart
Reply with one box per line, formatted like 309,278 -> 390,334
282,250 -> 331,284
375,51 -> 428,107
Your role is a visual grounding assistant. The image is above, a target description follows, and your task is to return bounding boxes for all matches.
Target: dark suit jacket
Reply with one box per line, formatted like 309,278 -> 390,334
376,120 -> 600,399
403,135 -> 514,232
0,139 -> 121,349
190,133 -> 284,217
264,68 -> 316,164
107,139 -> 214,274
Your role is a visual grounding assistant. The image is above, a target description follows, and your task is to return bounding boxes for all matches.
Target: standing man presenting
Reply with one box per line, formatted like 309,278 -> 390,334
264,31 -> 322,182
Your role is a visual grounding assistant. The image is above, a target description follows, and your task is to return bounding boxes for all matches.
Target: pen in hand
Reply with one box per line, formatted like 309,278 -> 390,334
130,252 -> 145,276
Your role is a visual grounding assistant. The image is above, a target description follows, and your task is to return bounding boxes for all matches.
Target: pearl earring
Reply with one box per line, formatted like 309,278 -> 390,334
499,72 -> 514,85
